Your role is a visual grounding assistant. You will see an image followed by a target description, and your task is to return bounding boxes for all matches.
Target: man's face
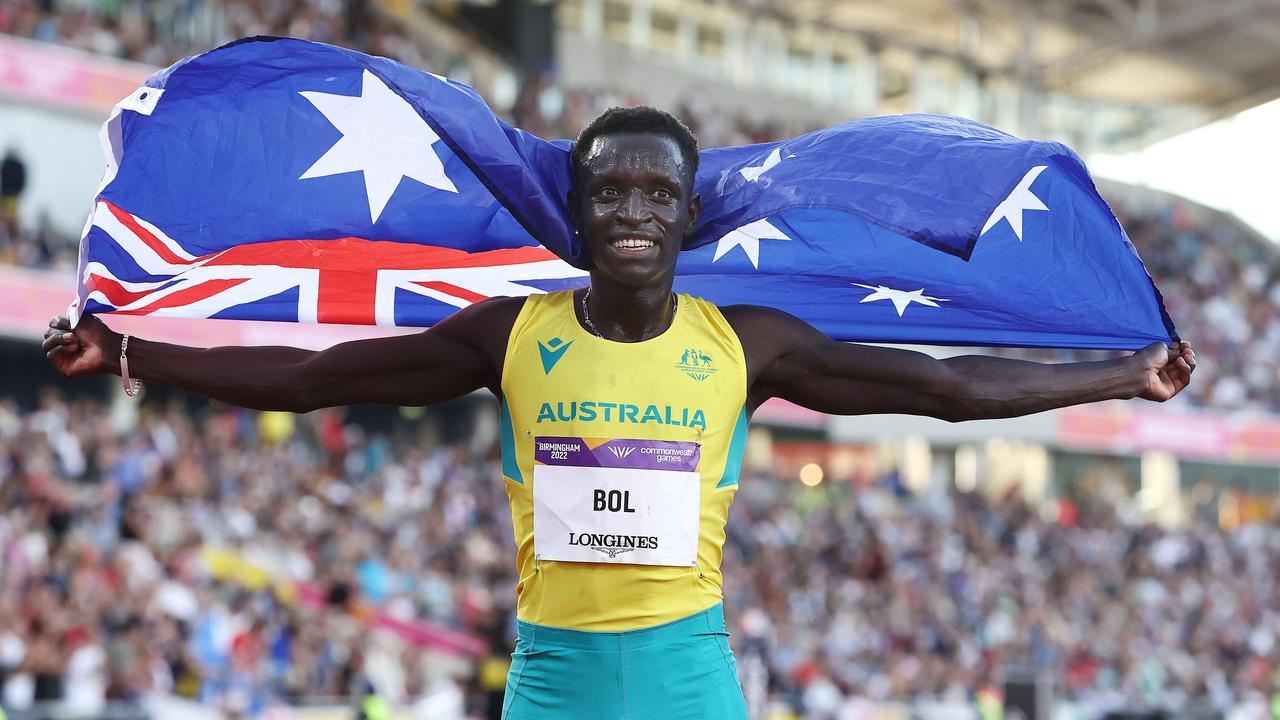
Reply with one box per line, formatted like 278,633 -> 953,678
572,133 -> 700,288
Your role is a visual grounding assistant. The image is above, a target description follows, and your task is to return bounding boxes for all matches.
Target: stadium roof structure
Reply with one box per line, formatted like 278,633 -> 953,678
762,0 -> 1280,148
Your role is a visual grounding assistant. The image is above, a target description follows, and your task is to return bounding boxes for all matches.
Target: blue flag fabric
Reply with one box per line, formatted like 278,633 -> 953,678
73,36 -> 1177,350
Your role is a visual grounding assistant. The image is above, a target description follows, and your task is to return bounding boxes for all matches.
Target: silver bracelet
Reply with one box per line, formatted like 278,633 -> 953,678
120,334 -> 142,398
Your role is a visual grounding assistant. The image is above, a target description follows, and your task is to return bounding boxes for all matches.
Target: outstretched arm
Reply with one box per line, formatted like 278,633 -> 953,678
42,297 -> 525,413
724,306 -> 1195,421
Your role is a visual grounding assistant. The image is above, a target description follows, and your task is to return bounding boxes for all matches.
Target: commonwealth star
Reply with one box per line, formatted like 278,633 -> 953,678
299,69 -> 458,223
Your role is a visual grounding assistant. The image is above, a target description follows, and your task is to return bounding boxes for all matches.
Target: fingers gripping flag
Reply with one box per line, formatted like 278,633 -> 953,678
75,36 -> 1177,350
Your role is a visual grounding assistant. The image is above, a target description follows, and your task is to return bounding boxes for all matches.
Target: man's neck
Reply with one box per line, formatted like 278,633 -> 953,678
579,278 -> 676,342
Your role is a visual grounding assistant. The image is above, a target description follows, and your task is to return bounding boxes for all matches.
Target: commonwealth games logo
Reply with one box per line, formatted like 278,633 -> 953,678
676,348 -> 717,381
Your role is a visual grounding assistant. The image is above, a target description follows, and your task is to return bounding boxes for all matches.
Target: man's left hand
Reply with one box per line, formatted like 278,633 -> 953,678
1136,340 -> 1195,402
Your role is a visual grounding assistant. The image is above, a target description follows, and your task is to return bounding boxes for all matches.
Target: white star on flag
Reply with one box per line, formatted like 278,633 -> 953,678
712,218 -> 790,268
740,147 -> 783,182
300,69 -> 457,223
980,165 -> 1049,241
853,283 -> 948,316
739,147 -> 799,182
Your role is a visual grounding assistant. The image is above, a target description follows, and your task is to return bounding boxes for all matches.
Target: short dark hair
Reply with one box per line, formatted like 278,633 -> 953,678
571,106 -> 699,186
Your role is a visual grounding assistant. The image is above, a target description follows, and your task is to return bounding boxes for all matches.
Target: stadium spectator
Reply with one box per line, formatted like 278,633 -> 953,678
0,213 -> 72,270
1,148 -> 25,223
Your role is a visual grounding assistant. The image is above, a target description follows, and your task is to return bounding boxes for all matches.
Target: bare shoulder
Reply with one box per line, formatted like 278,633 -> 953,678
716,303 -> 827,390
431,295 -> 528,370
444,295 -> 528,329
718,303 -> 816,346
718,303 -> 798,328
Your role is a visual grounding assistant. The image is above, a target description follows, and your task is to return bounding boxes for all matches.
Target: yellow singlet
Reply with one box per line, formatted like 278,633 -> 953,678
498,290 -> 749,631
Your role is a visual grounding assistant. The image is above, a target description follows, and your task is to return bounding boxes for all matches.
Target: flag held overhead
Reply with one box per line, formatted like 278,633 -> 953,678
74,36 -> 1176,350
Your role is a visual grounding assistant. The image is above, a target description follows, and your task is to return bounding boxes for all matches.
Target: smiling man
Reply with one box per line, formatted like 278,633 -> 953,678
44,106 -> 1195,719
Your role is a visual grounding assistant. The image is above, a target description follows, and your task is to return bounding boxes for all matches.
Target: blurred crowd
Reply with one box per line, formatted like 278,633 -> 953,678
1,391 -> 515,718
0,0 -> 803,145
4,3 -> 1279,720
4,390 -> 1280,718
0,0 -> 424,69
727,470 -> 1280,719
1123,206 -> 1280,411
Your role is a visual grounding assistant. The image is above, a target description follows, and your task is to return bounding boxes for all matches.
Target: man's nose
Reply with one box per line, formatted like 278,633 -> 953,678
616,189 -> 649,223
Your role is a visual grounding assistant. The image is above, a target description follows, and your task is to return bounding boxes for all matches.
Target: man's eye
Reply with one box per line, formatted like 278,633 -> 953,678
598,187 -> 621,199
652,188 -> 673,200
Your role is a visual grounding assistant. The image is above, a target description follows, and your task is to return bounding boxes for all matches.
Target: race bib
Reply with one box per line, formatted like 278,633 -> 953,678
532,436 -> 700,566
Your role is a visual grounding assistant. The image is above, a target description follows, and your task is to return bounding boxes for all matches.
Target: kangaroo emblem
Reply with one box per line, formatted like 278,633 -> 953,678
676,347 -> 717,380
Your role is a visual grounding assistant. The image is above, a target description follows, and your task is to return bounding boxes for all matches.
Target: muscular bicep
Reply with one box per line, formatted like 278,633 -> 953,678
726,305 -> 963,418
294,297 -> 522,409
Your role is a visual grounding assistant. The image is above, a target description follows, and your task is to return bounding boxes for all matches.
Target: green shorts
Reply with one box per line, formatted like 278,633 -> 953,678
501,603 -> 748,720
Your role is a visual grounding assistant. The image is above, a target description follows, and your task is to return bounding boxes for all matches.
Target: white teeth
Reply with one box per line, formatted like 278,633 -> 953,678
614,239 -> 654,250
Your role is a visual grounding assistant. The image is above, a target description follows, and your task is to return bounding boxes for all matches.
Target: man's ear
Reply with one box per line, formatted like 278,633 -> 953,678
567,188 -> 596,270
685,192 -> 702,235
567,189 -> 582,234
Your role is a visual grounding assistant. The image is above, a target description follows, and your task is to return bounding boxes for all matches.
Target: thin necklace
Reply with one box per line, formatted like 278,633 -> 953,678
581,288 -> 677,339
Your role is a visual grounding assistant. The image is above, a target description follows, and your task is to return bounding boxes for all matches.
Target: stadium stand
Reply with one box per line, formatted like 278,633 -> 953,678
5,2 -> 1280,719
0,0 -> 416,68
3,390 -> 1280,718
0,391 -> 503,717
1116,205 -> 1280,412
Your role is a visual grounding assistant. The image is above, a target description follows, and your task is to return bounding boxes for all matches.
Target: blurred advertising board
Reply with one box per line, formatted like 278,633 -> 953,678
1057,402 -> 1280,465
753,397 -> 828,428
0,34 -> 153,115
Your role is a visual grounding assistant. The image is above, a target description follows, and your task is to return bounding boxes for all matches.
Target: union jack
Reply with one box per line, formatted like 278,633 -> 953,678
79,200 -> 587,326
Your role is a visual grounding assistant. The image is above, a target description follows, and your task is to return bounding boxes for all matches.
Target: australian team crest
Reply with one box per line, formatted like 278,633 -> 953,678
676,348 -> 717,381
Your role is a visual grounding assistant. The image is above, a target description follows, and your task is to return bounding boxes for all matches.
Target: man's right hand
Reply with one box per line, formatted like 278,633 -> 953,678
42,315 -> 118,378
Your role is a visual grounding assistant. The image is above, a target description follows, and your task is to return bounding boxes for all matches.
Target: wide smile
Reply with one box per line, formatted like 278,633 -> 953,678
607,236 -> 660,255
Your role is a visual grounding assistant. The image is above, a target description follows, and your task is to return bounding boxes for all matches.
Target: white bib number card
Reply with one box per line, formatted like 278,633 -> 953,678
532,436 -> 700,566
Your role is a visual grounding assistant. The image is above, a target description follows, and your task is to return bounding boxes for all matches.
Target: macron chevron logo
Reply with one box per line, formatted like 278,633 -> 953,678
608,446 -> 635,459
538,337 -> 572,374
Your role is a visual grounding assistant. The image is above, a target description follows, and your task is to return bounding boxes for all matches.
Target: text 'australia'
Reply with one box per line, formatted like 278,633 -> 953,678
535,401 -> 707,431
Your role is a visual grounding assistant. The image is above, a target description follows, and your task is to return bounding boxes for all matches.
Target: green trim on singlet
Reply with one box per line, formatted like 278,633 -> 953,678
499,394 -> 524,484
716,406 -> 749,488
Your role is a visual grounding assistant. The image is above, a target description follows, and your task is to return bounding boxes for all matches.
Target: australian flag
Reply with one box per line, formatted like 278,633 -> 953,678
73,36 -> 1177,350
